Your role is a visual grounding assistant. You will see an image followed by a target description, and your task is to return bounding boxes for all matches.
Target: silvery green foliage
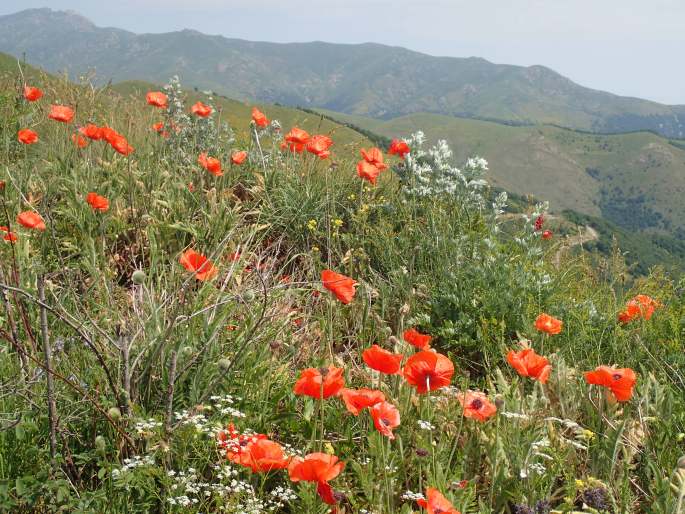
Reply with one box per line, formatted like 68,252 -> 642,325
513,201 -> 550,256
161,76 -> 234,165
394,132 -> 491,211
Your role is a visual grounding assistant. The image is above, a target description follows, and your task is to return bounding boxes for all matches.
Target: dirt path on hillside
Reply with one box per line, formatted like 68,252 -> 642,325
496,213 -> 599,267
552,225 -> 599,267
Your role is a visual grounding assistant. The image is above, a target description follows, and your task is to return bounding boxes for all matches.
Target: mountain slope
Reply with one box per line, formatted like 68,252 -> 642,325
1,8 -> 684,138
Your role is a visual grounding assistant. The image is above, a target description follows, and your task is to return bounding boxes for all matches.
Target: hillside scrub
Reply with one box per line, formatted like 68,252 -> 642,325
0,69 -> 684,513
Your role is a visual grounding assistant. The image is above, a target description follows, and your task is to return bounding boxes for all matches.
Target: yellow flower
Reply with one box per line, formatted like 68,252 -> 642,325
347,193 -> 356,201
311,246 -> 320,253
332,218 -> 343,227
306,219 -> 317,231
579,429 -> 595,441
575,479 -> 584,488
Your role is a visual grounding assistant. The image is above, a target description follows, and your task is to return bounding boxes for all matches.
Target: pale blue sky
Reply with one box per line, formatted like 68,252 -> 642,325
2,0 -> 684,104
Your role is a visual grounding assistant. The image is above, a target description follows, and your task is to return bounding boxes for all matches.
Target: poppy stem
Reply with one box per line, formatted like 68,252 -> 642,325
319,385 -> 325,451
38,274 -> 58,472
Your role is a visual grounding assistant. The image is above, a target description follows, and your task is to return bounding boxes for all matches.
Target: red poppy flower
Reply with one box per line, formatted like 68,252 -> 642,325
86,192 -> 109,212
534,215 -> 544,231
388,139 -> 410,159
218,424 -> 268,468
71,133 -> 89,148
48,105 -> 74,123
293,366 -> 345,399
403,350 -> 454,394
252,107 -> 269,128
618,294 -> 660,324
17,211 -> 46,231
356,161 -> 382,185
79,124 -> 103,140
369,401 -> 400,439
321,269 -> 357,304
288,452 -> 344,484
109,134 -> 134,156
306,135 -> 333,159
152,121 -> 164,133
403,328 -> 432,350
198,152 -> 223,176
17,129 -> 38,145
284,127 -> 310,153
340,388 -> 385,416
99,127 -> 118,145
231,151 -> 248,165
534,313 -> 563,335
191,101 -> 212,117
542,230 -> 553,240
244,439 -> 291,473
362,344 -> 404,375
179,249 -> 218,281
23,86 -> 43,102
584,365 -> 637,402
146,91 -> 168,108
0,226 -> 17,243
506,348 -> 552,384
316,481 -> 339,506
457,390 -> 497,422
417,487 -> 461,514
360,147 -> 388,171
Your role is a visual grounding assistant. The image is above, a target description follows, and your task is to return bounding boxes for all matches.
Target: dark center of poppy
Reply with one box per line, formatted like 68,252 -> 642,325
319,367 -> 329,377
612,373 -> 622,380
470,399 -> 483,410
381,418 -> 391,426
434,508 -> 446,514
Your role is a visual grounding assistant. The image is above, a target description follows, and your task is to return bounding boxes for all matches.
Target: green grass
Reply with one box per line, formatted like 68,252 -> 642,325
0,64 -> 684,513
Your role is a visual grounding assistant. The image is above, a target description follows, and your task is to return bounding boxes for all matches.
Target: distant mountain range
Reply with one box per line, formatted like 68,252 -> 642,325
1,8 -> 684,138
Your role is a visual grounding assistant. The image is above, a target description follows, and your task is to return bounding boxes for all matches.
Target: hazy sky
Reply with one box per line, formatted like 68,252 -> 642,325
2,0 -> 684,104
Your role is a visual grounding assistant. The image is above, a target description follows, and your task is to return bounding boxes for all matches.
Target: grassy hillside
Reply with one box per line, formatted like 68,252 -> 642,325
1,59 -> 685,513
1,8 -> 684,138
318,109 -> 685,238
0,58 -> 685,514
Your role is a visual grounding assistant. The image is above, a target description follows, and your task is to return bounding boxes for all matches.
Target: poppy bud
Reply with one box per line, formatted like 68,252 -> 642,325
387,335 -> 400,346
218,358 -> 231,371
95,435 -> 106,454
399,303 -> 411,316
382,326 -> 392,337
415,448 -> 429,457
180,346 -> 193,357
0,180 -> 5,191
242,290 -> 255,302
494,395 -> 505,409
107,407 -> 122,421
678,456 -> 685,469
131,270 -> 146,285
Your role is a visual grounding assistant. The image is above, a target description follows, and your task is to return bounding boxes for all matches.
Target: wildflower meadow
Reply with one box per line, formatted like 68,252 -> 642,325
0,65 -> 684,513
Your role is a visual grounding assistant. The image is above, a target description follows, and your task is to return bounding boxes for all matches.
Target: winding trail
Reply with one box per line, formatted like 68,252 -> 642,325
552,225 -> 599,267
497,213 -> 599,266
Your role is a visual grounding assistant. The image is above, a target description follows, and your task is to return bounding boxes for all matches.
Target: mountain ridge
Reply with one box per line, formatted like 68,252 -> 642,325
1,7 -> 684,138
